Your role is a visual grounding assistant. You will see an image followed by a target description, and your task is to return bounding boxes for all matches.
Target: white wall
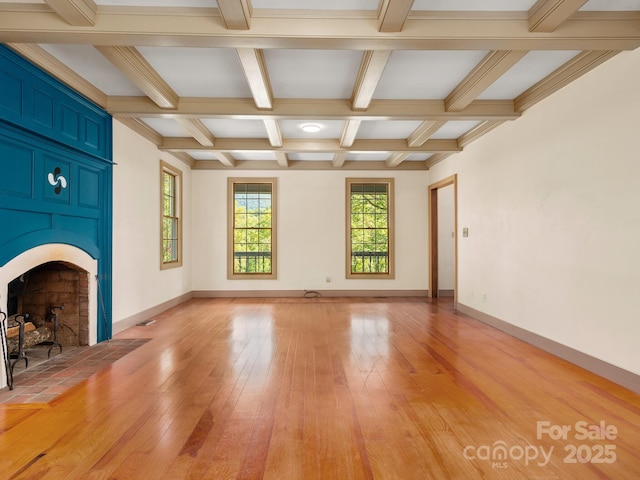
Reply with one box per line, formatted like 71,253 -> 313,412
111,120 -> 429,326
111,120 -> 192,327
192,170 -> 429,293
429,48 -> 640,376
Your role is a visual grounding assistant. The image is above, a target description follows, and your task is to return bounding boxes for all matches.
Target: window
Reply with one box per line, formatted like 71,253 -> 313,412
346,178 -> 394,278
160,161 -> 182,269
228,178 -> 277,279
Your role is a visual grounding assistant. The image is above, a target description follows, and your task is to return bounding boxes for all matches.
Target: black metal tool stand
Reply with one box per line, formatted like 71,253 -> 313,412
0,311 -> 13,390
42,305 -> 63,358
9,314 -> 29,372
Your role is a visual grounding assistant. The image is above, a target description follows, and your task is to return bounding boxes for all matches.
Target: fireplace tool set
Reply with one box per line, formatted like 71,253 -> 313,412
42,305 -> 64,357
0,310 -> 13,390
0,306 -> 64,390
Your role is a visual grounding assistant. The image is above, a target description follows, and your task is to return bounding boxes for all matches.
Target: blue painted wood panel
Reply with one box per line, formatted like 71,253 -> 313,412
0,45 -> 111,160
0,139 -> 34,198
0,45 -> 113,341
0,65 -> 22,118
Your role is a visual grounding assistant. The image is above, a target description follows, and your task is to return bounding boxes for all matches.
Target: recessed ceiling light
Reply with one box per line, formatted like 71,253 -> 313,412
301,123 -> 321,133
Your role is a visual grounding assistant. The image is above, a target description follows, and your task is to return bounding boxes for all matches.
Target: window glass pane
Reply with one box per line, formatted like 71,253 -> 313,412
163,172 -> 173,195
349,181 -> 390,275
259,197 -> 271,210
163,172 -> 175,216
259,213 -> 271,227
232,181 -> 274,275
164,219 -> 177,262
161,167 -> 180,265
259,183 -> 271,194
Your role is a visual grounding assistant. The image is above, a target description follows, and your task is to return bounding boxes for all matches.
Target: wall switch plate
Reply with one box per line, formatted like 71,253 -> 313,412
463,227 -> 469,237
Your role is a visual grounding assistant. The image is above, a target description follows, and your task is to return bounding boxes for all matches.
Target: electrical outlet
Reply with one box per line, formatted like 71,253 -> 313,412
325,276 -> 332,283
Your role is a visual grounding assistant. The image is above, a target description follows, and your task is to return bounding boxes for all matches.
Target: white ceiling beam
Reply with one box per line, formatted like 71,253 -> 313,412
351,50 -> 391,110
107,98 -> 520,122
175,118 -> 216,147
445,50 -> 528,112
529,0 -> 588,33
160,137 -> 461,153
407,121 -> 445,147
263,119 -> 283,147
274,151 -> 289,168
44,0 -> 96,26
378,0 -> 415,32
236,48 -> 273,110
332,152 -> 348,168
217,0 -> 252,30
385,152 -> 410,168
515,50 -> 619,112
95,45 -> 179,109
214,152 -> 237,167
8,43 -> 106,107
340,120 -> 362,147
2,12 -> 639,51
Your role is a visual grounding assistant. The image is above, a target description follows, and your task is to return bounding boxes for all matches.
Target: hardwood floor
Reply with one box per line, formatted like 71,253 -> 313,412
0,297 -> 639,479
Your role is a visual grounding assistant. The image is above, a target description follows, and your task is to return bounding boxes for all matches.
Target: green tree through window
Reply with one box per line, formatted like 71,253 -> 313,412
161,162 -> 182,268
347,179 -> 394,278
228,179 -> 277,278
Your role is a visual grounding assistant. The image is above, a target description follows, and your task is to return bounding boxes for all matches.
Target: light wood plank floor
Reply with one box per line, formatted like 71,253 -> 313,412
1,297 -> 639,479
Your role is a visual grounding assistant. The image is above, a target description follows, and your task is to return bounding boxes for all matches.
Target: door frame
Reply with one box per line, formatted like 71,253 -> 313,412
428,174 -> 458,307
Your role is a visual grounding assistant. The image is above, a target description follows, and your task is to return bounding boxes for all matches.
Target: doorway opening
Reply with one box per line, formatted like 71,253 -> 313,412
428,174 -> 458,307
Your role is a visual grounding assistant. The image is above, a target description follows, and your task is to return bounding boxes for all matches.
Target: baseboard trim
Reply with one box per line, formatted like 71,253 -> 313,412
438,289 -> 454,297
457,303 -> 640,394
112,292 -> 193,335
192,289 -> 429,298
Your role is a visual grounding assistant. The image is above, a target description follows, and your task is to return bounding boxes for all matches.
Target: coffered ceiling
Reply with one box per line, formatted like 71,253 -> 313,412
1,0 -> 639,170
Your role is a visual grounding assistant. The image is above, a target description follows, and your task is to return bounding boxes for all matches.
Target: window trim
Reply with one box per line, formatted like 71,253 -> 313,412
160,161 -> 183,270
227,177 -> 278,280
346,177 -> 395,279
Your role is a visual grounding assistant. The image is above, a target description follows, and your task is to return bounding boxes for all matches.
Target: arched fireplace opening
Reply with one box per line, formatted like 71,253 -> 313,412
8,261 -> 89,348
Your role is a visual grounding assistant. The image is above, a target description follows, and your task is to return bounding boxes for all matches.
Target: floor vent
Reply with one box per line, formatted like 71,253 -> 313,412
136,319 -> 156,327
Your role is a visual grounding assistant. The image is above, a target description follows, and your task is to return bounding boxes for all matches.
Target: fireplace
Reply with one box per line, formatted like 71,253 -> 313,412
1,45 -> 112,389
1,244 -> 100,386
8,261 -> 89,347
1,244 -> 99,350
